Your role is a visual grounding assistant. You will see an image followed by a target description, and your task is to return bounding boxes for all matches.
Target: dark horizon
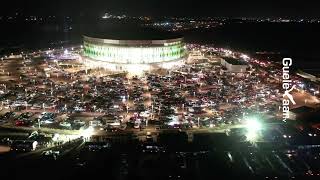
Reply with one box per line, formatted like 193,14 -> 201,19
1,0 -> 320,18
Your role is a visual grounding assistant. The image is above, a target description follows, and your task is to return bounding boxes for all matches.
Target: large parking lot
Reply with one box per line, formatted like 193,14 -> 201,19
0,45 -> 319,136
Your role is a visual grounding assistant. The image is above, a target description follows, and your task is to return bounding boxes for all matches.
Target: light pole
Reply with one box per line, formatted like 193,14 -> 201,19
126,104 -> 129,114
38,118 -> 41,129
158,103 -> 162,116
151,104 -> 154,120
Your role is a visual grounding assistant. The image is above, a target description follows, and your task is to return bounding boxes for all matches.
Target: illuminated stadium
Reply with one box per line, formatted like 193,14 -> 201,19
82,28 -> 186,74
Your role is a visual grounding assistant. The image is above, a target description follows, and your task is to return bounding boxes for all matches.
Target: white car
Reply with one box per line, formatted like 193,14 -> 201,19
140,111 -> 151,117
89,120 -> 102,127
38,112 -> 47,119
41,119 -> 55,124
134,122 -> 140,129
59,121 -> 71,127
73,120 -> 85,126
106,120 -> 120,127
74,107 -> 85,112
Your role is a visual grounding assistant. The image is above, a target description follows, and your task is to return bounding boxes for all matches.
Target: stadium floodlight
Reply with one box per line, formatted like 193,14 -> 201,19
244,117 -> 262,142
245,117 -> 262,131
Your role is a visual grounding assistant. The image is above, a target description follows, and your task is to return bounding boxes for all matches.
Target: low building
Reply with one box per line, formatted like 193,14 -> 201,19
221,57 -> 248,72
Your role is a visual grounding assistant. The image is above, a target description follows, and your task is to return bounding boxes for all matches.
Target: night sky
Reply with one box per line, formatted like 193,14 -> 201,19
1,0 -> 319,18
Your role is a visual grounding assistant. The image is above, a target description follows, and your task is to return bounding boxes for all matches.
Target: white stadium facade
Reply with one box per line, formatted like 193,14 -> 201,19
81,30 -> 186,74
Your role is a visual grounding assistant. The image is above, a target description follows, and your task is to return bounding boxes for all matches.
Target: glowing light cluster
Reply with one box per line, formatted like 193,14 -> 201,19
245,117 -> 262,142
245,117 -> 262,131
80,126 -> 94,138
